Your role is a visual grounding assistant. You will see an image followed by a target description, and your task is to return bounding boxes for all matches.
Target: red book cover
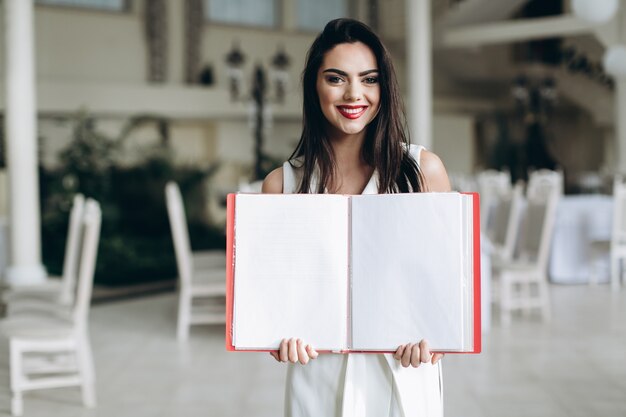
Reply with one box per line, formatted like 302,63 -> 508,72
226,192 -> 481,354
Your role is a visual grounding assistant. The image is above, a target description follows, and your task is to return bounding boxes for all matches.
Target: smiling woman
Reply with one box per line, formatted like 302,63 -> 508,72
261,18 -> 451,417
317,42 -> 381,141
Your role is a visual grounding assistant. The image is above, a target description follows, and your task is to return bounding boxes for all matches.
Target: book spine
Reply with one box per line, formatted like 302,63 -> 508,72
471,192 -> 482,353
225,193 -> 236,351
347,196 -> 353,351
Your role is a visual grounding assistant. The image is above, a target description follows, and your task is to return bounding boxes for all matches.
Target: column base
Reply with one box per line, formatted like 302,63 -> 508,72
4,264 -> 47,286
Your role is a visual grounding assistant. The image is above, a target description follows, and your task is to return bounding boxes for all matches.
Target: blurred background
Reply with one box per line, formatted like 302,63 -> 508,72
0,0 -> 625,416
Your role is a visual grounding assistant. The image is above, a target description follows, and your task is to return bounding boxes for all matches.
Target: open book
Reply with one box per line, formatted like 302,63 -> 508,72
226,192 -> 481,353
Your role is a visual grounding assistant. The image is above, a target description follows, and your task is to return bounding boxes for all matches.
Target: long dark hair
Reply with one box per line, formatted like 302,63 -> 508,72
289,18 -> 424,194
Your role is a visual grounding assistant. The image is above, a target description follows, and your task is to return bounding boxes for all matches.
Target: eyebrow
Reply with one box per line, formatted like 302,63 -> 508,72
322,68 -> 379,77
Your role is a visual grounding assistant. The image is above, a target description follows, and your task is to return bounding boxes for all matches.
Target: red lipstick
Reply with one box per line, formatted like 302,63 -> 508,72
336,105 -> 368,119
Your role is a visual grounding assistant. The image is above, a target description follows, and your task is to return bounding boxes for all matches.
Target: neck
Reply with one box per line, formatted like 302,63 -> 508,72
327,128 -> 367,169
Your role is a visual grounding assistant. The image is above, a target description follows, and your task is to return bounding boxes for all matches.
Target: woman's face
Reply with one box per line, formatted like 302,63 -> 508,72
316,41 -> 381,140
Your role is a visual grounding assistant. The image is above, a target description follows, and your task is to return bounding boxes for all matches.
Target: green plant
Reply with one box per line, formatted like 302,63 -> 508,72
40,111 -> 223,286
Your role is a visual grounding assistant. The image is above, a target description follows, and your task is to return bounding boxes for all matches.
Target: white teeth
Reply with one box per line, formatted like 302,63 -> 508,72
339,107 -> 365,114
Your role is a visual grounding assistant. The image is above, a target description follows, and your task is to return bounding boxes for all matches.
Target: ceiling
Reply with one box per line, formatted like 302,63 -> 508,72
379,0 -> 614,124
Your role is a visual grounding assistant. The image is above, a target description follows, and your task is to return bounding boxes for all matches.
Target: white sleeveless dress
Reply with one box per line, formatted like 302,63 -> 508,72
281,145 -> 444,417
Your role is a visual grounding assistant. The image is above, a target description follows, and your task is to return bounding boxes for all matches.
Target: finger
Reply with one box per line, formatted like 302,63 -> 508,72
419,339 -> 431,364
394,345 -> 405,360
288,338 -> 298,363
297,339 -> 309,365
432,353 -> 445,365
270,351 -> 280,361
401,343 -> 414,367
306,344 -> 319,359
410,343 -> 421,367
279,339 -> 289,362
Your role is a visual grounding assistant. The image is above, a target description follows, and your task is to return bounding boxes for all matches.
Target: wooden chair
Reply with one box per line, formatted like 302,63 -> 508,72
0,199 -> 101,416
611,176 -> 626,291
165,182 -> 226,341
3,194 -> 85,310
492,183 -> 560,325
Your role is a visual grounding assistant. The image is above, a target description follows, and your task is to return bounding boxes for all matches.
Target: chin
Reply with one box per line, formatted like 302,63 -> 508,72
337,120 -> 369,134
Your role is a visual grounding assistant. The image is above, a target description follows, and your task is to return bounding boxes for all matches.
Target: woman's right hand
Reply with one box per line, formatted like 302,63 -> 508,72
270,338 -> 319,364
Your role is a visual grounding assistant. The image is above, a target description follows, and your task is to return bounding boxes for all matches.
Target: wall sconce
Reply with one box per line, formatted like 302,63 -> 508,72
511,75 -> 557,124
224,42 -> 291,103
225,41 -> 246,100
224,42 -> 292,180
572,0 -> 619,24
270,45 -> 291,103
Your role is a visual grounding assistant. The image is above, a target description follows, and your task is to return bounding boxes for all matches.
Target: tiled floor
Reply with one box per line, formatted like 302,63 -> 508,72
0,284 -> 625,417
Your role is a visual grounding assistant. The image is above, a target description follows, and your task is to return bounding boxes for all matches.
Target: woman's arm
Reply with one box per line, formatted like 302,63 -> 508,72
261,167 -> 284,194
419,150 -> 452,193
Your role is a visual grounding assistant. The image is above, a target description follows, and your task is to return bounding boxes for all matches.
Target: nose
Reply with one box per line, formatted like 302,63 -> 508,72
343,81 -> 362,102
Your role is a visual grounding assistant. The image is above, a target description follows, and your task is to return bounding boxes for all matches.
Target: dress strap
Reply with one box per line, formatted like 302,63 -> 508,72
409,144 -> 426,167
282,161 -> 297,194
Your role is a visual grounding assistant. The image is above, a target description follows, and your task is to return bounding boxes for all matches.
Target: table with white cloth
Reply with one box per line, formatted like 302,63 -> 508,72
549,195 -> 613,284
480,234 -> 492,334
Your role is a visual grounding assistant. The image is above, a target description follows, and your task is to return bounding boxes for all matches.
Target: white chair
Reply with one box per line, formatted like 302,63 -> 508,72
165,182 -> 226,341
527,169 -> 563,200
611,176 -> 626,291
0,199 -> 101,416
492,184 -> 559,325
476,169 -> 511,235
238,179 -> 264,193
489,181 -> 524,264
3,194 -> 85,309
448,172 -> 477,193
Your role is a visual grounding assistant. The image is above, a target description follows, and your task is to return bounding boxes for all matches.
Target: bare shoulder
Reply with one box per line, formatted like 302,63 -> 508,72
419,150 -> 451,192
262,167 -> 284,194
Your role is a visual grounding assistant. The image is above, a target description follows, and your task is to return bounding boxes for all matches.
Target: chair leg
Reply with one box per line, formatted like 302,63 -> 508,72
539,280 -> 551,322
11,393 -> 23,417
9,341 -> 24,416
499,274 -> 512,326
177,290 -> 191,341
521,282 -> 532,318
77,337 -> 97,408
611,256 -> 621,292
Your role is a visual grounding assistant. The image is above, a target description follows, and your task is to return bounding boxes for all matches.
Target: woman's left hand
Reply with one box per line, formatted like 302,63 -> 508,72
393,340 -> 444,368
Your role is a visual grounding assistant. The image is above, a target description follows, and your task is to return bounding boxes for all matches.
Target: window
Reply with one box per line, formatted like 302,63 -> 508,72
206,0 -> 277,28
36,0 -> 127,11
297,0 -> 347,31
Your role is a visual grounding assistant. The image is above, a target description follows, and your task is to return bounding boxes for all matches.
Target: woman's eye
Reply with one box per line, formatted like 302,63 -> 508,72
363,76 -> 379,84
326,76 -> 344,84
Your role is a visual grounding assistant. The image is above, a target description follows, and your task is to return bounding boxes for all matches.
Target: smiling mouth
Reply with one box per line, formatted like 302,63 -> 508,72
337,106 -> 368,119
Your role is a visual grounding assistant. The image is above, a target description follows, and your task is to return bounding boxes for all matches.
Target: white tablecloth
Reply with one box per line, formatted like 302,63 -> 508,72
480,234 -> 491,334
549,195 -> 613,284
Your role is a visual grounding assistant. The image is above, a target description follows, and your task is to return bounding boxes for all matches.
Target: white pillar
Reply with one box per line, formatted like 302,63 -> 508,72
169,0 -> 184,84
616,81 -> 626,173
282,0 -> 296,31
4,0 -> 46,285
614,6 -> 626,174
406,0 -> 433,149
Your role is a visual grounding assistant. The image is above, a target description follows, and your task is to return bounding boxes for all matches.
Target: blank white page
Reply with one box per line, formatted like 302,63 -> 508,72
350,193 -> 464,351
233,194 -> 349,350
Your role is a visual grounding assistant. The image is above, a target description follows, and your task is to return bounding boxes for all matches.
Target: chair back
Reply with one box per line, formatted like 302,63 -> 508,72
476,169 -> 511,233
527,169 -> 563,200
72,199 -> 102,327
612,176 -> 626,246
518,186 -> 560,270
165,182 -> 193,289
60,194 -> 85,304
491,181 -> 524,261
448,172 -> 477,193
